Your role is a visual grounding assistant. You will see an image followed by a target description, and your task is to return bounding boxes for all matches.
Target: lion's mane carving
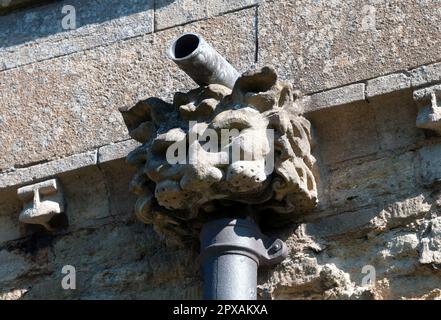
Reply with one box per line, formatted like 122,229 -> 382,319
120,66 -> 318,241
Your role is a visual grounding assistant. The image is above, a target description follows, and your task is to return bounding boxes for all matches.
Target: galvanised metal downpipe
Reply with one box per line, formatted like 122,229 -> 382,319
169,32 -> 240,89
200,218 -> 288,300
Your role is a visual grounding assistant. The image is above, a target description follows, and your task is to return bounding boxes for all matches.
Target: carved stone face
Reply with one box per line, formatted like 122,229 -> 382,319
120,67 -> 318,240
148,106 -> 272,211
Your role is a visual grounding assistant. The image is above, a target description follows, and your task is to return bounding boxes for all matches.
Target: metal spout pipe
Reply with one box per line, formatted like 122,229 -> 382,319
169,32 -> 240,89
200,218 -> 288,300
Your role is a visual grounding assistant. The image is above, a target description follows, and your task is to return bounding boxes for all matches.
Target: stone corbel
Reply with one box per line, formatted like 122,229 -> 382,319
17,178 -> 65,231
413,84 -> 441,136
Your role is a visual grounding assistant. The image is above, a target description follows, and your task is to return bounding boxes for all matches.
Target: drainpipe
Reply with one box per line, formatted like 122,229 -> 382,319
169,32 -> 240,89
169,34 -> 288,300
200,218 -> 287,300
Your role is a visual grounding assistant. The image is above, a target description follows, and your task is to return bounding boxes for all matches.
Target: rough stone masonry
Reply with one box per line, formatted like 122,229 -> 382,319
1,0 -> 441,300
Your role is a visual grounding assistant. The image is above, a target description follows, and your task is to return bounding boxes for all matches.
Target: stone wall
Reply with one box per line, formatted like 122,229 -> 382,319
1,0 -> 441,299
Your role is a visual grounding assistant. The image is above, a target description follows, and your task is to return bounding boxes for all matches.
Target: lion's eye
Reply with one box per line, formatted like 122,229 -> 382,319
211,117 -> 253,131
151,128 -> 186,155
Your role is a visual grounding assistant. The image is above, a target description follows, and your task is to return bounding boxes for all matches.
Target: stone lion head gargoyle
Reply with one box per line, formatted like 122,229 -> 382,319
120,66 -> 318,241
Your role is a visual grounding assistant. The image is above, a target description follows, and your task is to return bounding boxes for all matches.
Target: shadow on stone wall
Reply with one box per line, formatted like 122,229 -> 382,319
0,0 -> 177,48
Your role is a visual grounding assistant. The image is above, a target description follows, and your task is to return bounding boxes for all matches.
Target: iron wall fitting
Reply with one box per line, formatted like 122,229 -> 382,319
414,84 -> 441,136
17,178 -> 64,231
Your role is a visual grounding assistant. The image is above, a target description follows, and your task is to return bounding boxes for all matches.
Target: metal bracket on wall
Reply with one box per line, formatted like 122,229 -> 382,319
17,178 -> 65,231
414,84 -> 441,136
200,218 -> 288,300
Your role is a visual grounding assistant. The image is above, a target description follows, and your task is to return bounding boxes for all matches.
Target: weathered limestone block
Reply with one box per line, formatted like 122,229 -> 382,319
0,249 -> 33,284
0,151 -> 98,190
366,73 -> 411,99
206,0 -> 257,16
418,143 -> 441,187
121,66 -> 318,240
0,188 -> 22,243
259,0 -> 441,94
308,83 -> 365,112
0,8 -> 255,172
0,220 -> 201,300
328,152 -> 417,211
0,0 -> 46,15
413,84 -> 441,135
259,195 -> 441,300
308,92 -> 420,167
155,0 -> 207,31
0,289 -> 29,300
97,140 -> 141,164
17,178 -> 64,230
0,0 -> 154,71
411,62 -> 441,88
155,0 -> 258,31
420,217 -> 441,265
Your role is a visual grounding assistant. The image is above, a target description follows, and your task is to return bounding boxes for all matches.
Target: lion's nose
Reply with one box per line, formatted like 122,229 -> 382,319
226,161 -> 267,192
